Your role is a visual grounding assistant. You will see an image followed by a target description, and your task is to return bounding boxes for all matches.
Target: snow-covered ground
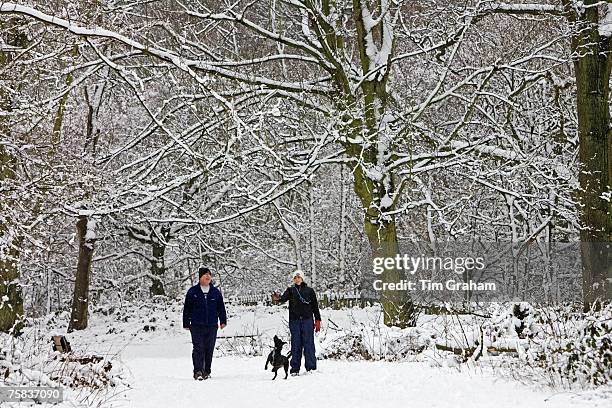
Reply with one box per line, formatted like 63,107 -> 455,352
2,301 -> 610,407
116,335 -> 608,408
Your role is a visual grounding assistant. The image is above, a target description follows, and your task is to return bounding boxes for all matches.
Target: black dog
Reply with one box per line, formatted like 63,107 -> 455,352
265,335 -> 291,380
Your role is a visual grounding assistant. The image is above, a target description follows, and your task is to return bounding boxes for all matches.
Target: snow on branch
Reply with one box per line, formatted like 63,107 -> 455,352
0,2 -> 330,95
182,7 -> 334,70
480,2 -> 565,15
358,0 -> 395,78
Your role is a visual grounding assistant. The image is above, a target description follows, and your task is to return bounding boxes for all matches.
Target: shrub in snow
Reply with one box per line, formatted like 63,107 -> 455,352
217,334 -> 265,357
482,302 -> 540,357
320,325 -> 431,361
525,305 -> 611,387
563,312 -> 611,385
511,303 -> 531,338
488,302 -> 539,340
320,331 -> 373,360
48,352 -> 116,389
0,314 -> 127,406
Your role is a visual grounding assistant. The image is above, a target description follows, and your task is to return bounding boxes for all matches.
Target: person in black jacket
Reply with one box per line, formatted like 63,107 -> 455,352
272,270 -> 321,376
183,267 -> 227,380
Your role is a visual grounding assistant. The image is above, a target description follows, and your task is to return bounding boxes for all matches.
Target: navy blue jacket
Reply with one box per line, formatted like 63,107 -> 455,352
182,284 -> 227,328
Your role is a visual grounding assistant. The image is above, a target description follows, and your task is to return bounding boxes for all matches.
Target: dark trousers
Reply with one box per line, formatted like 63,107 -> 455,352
190,325 -> 218,374
289,318 -> 316,373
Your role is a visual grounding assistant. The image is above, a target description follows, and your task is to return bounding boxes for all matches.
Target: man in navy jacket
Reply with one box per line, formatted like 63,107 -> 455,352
183,267 -> 227,380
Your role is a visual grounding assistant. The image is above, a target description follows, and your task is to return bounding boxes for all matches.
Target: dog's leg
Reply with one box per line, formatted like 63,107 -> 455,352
265,352 -> 273,370
272,368 -> 278,380
284,361 -> 289,379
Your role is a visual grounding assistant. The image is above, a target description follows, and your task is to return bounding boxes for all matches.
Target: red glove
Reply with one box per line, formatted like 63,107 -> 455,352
314,320 -> 321,333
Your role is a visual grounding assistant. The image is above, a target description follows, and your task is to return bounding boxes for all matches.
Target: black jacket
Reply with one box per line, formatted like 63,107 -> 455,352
279,282 -> 321,322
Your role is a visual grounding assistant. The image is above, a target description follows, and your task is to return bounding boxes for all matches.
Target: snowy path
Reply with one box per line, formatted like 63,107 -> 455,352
110,336 -> 606,408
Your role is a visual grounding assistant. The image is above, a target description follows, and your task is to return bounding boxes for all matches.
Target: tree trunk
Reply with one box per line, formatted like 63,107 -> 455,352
126,224 -> 169,296
0,18 -> 26,336
68,215 -> 95,331
571,1 -> 611,310
351,153 -> 416,327
274,202 -> 304,271
150,242 -> 166,296
67,73 -> 106,329
338,165 -> 347,285
343,1 -> 416,327
346,116 -> 416,327
0,229 -> 23,335
309,182 -> 317,288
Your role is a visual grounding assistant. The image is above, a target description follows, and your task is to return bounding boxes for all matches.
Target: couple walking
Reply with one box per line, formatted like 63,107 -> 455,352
182,267 -> 321,379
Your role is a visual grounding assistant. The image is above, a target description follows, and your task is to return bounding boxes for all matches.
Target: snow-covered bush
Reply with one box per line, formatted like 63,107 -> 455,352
0,329 -> 125,406
320,325 -> 431,361
487,302 -> 540,341
320,331 -> 373,360
525,305 -> 611,387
